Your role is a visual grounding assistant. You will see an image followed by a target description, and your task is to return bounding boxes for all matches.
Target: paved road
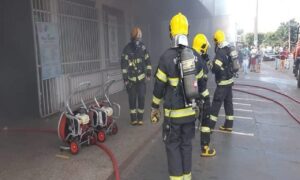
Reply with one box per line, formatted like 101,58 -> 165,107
123,61 -> 300,180
0,61 -> 299,180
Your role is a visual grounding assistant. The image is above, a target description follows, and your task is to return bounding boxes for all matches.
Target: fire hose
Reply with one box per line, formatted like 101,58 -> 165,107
0,128 -> 120,180
96,143 -> 120,180
233,86 -> 300,124
235,83 -> 300,104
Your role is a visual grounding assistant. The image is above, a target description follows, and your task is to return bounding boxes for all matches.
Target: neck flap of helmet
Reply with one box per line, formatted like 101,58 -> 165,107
217,41 -> 229,48
171,34 -> 188,48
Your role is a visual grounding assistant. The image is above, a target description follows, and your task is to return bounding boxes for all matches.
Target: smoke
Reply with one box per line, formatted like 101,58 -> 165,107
132,0 -> 214,65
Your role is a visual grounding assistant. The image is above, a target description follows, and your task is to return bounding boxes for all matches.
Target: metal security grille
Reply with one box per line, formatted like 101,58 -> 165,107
31,0 -> 151,117
59,0 -> 100,74
31,0 -> 105,117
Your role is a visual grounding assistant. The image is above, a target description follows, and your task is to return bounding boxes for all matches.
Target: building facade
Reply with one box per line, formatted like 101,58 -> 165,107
0,0 -> 214,118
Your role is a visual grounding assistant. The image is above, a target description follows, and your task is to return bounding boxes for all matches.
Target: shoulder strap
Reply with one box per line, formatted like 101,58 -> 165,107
176,46 -> 183,63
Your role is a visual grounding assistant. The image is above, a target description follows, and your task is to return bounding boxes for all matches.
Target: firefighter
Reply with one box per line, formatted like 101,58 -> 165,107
192,33 -> 216,157
121,27 -> 151,125
210,29 -> 238,132
150,12 -> 207,180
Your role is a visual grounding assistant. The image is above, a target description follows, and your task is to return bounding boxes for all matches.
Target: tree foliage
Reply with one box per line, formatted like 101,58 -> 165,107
241,19 -> 299,49
244,33 -> 265,47
264,19 -> 299,48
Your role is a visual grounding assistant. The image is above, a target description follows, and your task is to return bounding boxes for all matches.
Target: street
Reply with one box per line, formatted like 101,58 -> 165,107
0,61 -> 300,180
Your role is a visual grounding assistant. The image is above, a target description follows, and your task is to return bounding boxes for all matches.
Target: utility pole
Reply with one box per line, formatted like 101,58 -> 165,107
289,20 -> 291,52
254,0 -> 258,48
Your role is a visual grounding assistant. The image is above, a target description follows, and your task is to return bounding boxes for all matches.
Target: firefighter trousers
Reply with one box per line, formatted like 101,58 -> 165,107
126,80 -> 146,122
210,85 -> 234,129
199,96 -> 212,147
163,120 -> 195,177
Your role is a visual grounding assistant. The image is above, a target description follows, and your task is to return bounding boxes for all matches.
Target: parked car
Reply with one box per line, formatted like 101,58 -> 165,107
263,52 -> 278,61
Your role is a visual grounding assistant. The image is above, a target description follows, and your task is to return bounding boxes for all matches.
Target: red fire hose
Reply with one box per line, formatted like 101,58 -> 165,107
96,143 -> 120,180
233,88 -> 300,124
0,128 -> 120,180
0,128 -> 56,134
235,83 -> 300,104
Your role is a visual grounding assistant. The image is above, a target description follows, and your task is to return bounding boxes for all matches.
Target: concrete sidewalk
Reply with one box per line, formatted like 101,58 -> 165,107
0,81 -> 162,180
1,62 -> 300,180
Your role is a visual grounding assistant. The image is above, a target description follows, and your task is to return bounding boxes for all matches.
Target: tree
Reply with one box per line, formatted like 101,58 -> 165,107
262,19 -> 299,49
240,19 -> 299,49
244,33 -> 265,47
263,32 -> 281,47
275,22 -> 289,47
245,33 -> 254,46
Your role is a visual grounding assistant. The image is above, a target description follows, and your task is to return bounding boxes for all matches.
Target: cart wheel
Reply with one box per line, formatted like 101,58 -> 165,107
70,141 -> 80,155
111,123 -> 118,135
97,130 -> 106,142
58,113 -> 67,141
90,134 -> 97,145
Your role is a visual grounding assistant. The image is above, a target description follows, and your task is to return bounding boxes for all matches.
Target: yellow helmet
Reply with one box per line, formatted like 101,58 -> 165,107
214,29 -> 225,44
169,12 -> 189,37
192,33 -> 210,54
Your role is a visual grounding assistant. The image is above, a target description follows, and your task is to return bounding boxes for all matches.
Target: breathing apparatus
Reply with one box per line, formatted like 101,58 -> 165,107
170,36 -> 199,109
178,47 -> 200,107
229,48 -> 240,77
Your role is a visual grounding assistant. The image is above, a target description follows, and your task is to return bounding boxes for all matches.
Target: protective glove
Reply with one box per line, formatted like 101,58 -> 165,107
207,61 -> 213,70
150,108 -> 160,124
125,81 -> 131,91
202,53 -> 210,63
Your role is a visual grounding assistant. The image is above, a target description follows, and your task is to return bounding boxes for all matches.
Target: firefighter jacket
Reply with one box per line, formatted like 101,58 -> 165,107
151,47 -> 207,124
211,44 -> 237,86
121,41 -> 151,83
191,50 -> 210,99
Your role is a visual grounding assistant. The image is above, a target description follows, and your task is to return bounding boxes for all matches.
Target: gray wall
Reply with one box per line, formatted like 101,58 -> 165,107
132,0 -> 213,66
0,0 -> 215,119
0,0 -> 39,119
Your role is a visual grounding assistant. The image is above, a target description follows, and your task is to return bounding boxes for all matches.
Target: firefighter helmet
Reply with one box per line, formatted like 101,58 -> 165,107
169,12 -> 189,37
192,33 -> 210,54
214,30 -> 225,44
131,27 -> 142,40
